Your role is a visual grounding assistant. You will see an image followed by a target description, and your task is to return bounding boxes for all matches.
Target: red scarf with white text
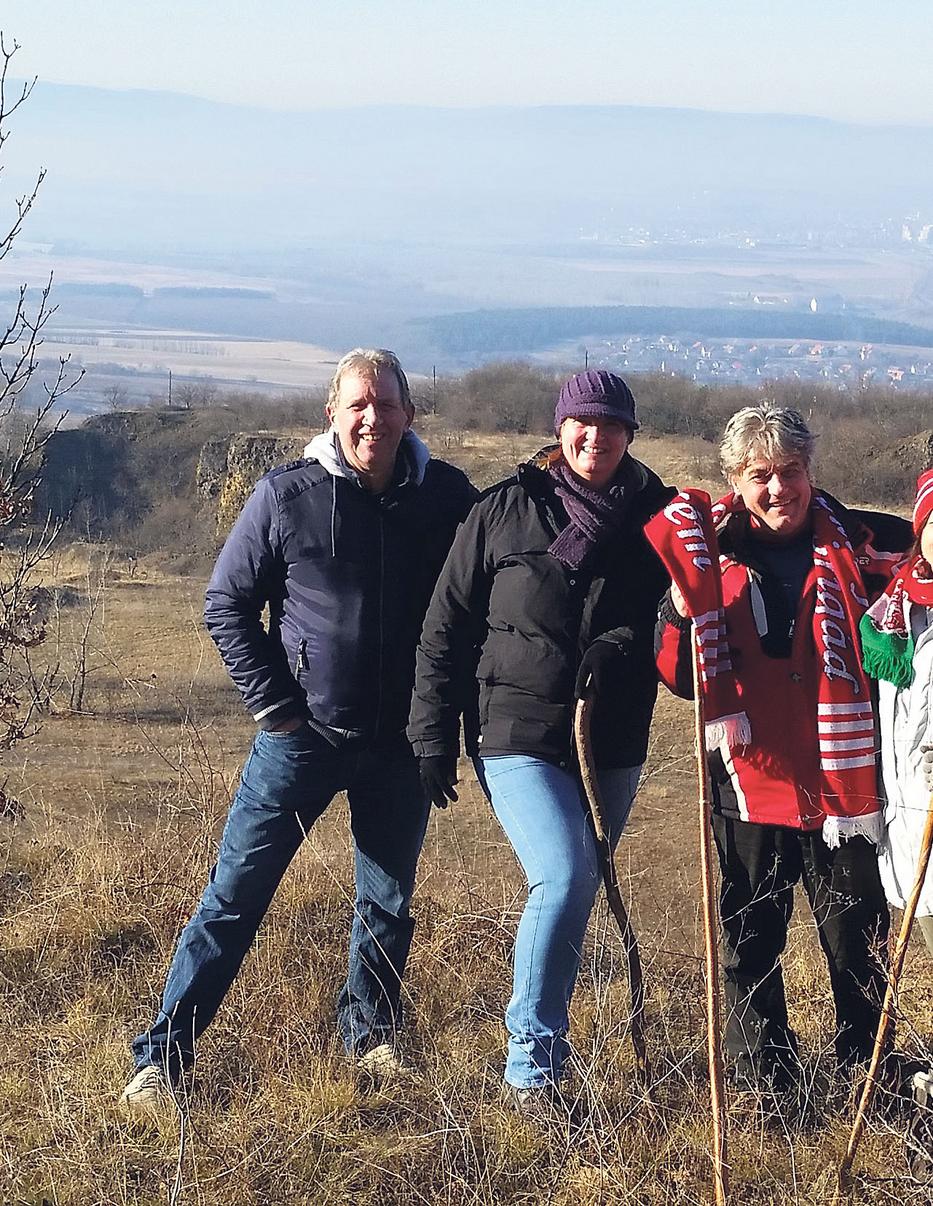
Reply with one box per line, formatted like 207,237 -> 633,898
645,490 -> 750,749
649,489 -> 882,846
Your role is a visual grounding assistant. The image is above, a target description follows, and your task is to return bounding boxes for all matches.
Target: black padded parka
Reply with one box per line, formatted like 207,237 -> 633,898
408,454 -> 675,770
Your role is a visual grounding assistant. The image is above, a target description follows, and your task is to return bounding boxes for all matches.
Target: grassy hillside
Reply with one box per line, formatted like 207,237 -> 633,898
2,431 -> 932,1203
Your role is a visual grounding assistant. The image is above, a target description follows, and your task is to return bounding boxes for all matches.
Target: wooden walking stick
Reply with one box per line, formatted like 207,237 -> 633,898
692,624 -> 729,1206
836,789 -> 933,1198
574,689 -> 650,1085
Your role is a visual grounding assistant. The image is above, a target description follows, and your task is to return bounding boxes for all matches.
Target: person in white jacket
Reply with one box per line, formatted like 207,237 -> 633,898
861,468 -> 933,949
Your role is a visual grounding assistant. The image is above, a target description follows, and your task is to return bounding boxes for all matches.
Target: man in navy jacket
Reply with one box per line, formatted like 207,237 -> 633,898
121,349 -> 476,1108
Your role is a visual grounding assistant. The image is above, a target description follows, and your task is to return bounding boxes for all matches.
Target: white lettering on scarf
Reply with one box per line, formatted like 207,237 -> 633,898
663,498 -> 713,571
813,550 -> 860,693
814,575 -> 846,620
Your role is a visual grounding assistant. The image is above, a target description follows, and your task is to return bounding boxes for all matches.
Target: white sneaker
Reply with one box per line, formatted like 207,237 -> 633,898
356,1043 -> 407,1081
118,1065 -> 174,1113
509,1083 -> 585,1128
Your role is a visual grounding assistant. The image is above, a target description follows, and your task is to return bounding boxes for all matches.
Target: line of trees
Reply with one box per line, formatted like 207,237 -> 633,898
416,305 -> 933,356
35,358 -> 932,565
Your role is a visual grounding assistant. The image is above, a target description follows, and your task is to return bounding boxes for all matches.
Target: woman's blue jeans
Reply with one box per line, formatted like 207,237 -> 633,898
131,726 -> 429,1077
480,755 -> 642,1089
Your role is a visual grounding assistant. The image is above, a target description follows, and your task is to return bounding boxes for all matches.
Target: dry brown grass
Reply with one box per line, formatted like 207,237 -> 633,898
1,433 -> 931,1203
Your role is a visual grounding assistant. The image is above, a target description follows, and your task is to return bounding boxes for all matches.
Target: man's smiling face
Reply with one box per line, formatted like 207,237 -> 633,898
327,367 -> 413,493
732,456 -> 813,541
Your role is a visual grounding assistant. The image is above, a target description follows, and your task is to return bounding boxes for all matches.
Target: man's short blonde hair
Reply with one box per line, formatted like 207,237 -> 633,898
327,348 -> 412,412
719,404 -> 816,482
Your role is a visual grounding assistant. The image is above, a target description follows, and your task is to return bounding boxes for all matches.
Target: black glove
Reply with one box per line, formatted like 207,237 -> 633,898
575,628 -> 635,700
418,754 -> 459,809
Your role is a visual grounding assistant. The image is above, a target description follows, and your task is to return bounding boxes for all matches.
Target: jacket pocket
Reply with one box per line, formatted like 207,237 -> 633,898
258,724 -> 330,753
293,637 -> 308,681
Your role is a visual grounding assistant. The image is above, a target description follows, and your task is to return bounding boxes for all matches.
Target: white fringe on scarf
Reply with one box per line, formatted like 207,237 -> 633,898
821,811 -> 885,849
705,712 -> 751,753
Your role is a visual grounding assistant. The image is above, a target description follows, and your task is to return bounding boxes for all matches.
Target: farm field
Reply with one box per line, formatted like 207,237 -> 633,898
40,329 -> 341,391
1,433 -> 932,1205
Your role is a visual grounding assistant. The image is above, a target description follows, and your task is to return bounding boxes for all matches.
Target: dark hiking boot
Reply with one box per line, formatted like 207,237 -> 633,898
731,1066 -> 816,1132
848,1052 -> 925,1123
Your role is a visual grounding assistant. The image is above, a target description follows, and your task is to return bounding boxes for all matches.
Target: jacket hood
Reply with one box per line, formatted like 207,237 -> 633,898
303,428 -> 431,486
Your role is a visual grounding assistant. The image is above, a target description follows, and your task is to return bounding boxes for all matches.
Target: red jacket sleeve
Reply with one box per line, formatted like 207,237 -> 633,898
654,591 -> 694,699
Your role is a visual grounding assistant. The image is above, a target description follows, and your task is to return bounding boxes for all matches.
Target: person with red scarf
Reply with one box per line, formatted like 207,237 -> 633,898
862,469 -> 933,951
652,405 -> 913,1110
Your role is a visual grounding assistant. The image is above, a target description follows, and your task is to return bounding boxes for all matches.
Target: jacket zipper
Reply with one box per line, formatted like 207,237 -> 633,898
374,515 -> 385,735
294,637 -> 307,678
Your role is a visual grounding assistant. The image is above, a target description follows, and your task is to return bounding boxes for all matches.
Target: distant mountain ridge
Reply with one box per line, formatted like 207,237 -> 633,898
6,82 -> 933,253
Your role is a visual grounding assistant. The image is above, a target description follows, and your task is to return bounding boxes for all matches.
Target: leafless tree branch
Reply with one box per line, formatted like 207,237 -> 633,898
0,32 -> 81,764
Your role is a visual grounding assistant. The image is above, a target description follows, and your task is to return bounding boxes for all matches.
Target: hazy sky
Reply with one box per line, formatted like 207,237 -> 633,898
3,0 -> 933,124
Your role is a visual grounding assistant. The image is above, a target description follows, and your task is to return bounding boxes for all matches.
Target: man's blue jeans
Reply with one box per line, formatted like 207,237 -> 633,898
481,755 -> 642,1089
132,726 -> 430,1076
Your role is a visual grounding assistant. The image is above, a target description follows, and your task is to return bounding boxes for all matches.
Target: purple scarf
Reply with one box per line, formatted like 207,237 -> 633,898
547,458 -> 631,570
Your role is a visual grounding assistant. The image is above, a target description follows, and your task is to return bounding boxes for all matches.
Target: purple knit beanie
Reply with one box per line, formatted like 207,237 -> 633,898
553,369 -> 639,436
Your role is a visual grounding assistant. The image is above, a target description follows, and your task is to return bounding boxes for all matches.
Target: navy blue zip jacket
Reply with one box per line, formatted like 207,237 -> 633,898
204,429 -> 477,742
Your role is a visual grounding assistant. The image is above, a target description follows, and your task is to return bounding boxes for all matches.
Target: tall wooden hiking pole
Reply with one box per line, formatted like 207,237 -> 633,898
573,691 -> 650,1085
836,789 -> 933,1198
692,624 -> 729,1206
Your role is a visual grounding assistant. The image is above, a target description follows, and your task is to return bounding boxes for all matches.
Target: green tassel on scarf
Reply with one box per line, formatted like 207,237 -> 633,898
859,608 -> 915,689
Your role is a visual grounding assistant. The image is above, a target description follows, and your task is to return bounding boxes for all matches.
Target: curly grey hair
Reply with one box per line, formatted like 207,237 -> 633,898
327,348 -> 412,412
719,404 -> 816,482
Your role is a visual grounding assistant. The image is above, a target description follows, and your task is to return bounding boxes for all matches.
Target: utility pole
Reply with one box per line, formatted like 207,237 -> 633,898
432,365 -> 437,415
584,347 -> 589,369
168,369 -> 173,407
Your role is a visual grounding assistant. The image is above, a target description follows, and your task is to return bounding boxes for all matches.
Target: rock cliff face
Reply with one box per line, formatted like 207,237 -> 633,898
196,434 -> 305,535
40,408 -> 224,527
38,408 -> 310,546
888,430 -> 933,475
40,425 -> 131,529
194,439 -> 231,504
865,429 -> 933,491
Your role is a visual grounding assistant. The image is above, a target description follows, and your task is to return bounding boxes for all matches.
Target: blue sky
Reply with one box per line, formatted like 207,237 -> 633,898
3,0 -> 932,124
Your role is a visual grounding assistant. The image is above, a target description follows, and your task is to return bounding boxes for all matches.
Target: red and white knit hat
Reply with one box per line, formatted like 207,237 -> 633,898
913,468 -> 933,536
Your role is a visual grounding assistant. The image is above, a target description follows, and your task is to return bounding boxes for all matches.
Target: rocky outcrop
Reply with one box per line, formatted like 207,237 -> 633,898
37,407 -> 310,546
195,439 -> 234,503
196,434 -> 305,535
884,430 -> 933,475
38,424 -> 137,529
39,407 -> 224,530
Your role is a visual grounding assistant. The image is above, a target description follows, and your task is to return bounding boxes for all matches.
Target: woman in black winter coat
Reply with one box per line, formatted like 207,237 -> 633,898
408,370 -> 674,1114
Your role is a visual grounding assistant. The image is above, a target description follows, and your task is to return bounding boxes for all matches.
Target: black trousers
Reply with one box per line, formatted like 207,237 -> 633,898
711,813 -> 890,1084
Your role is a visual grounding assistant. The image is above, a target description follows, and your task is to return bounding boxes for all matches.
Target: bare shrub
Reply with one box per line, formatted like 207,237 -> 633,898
438,363 -> 561,433
0,35 -> 80,758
